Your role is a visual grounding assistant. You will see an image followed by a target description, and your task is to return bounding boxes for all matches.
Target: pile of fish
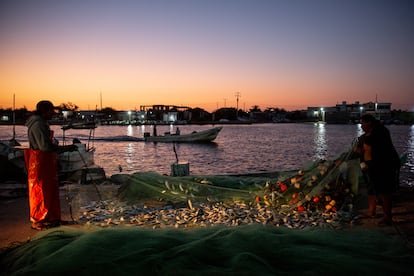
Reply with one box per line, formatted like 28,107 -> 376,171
78,199 -> 356,230
76,151 -> 362,230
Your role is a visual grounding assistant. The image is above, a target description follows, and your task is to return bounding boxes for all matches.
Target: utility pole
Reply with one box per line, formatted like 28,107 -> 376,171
235,91 -> 241,118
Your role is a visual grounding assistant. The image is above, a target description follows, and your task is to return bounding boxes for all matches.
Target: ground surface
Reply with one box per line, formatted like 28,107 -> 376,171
1,184 -> 413,249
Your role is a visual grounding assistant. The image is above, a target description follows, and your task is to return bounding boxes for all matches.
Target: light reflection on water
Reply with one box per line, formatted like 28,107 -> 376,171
314,123 -> 326,160
402,125 -> 414,186
1,123 -> 412,187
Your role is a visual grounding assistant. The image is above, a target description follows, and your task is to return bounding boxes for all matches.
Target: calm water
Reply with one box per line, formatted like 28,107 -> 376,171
1,123 -> 413,186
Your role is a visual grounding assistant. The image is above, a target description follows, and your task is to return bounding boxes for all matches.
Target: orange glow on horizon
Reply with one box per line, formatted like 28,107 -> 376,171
1,1 -> 413,112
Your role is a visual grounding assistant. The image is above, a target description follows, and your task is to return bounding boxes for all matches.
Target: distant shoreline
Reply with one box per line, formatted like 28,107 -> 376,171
1,120 -> 411,126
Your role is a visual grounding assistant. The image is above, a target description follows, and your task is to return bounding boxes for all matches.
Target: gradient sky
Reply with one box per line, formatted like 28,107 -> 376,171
1,0 -> 413,112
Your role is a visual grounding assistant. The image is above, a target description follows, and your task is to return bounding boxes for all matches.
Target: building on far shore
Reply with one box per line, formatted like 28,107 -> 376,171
307,101 -> 392,124
1,101 -> 408,125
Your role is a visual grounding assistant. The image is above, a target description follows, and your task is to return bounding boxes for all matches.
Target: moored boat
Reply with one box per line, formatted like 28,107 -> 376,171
1,139 -> 100,182
58,141 -> 95,173
58,123 -> 105,182
0,123 -> 105,184
61,121 -> 97,130
144,126 -> 222,143
0,139 -> 26,183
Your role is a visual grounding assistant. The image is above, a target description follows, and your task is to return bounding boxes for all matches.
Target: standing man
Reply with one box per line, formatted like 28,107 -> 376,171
25,100 -> 76,230
358,114 -> 400,225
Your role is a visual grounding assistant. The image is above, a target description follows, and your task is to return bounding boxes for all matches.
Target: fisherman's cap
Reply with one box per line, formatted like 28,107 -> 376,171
36,100 -> 58,112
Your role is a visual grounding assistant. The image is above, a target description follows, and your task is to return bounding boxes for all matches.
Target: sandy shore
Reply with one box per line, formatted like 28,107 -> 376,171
0,187 -> 77,248
1,184 -> 414,250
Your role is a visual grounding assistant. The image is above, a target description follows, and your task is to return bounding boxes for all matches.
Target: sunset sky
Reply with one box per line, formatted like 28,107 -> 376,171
1,0 -> 413,112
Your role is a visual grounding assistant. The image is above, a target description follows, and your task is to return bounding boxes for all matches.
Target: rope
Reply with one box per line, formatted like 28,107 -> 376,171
392,223 -> 414,249
173,143 -> 179,163
63,181 -> 76,223
76,149 -> 105,208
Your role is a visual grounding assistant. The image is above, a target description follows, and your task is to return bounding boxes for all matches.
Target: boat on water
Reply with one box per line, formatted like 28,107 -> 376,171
58,122 -> 104,182
61,121 -> 97,130
59,140 -> 95,172
144,126 -> 222,143
0,123 -> 105,184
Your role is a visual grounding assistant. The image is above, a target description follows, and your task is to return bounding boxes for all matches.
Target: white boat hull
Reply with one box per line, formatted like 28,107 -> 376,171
58,144 -> 95,173
1,141 -> 97,181
145,127 -> 222,143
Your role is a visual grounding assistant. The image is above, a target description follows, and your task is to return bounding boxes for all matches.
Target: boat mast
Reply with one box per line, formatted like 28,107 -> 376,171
100,91 -> 103,111
12,93 -> 16,140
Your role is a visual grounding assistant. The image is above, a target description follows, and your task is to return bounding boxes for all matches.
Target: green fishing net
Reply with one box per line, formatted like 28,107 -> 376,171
2,145 -> 413,275
1,225 -> 413,275
112,146 -> 362,213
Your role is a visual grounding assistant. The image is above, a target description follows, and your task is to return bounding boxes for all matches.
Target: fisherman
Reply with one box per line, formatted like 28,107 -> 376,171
25,100 -> 77,230
176,127 -> 180,135
357,114 -> 400,226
